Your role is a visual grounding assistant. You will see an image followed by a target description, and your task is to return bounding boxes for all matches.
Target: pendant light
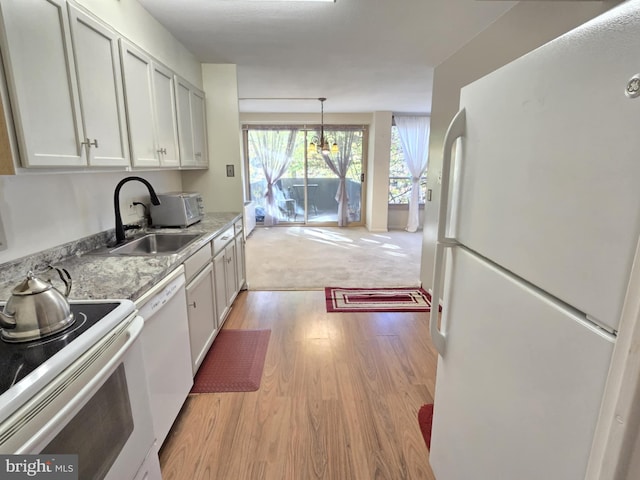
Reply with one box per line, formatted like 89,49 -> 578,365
308,97 -> 339,155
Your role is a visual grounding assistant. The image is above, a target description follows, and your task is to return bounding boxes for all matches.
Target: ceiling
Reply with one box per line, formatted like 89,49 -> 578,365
136,0 -> 517,114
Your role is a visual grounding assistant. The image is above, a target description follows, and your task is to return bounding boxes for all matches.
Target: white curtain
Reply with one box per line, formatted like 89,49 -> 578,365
248,129 -> 297,226
322,130 -> 355,227
395,116 -> 430,232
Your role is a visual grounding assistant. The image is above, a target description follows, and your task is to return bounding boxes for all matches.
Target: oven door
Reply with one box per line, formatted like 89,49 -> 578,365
0,314 -> 156,480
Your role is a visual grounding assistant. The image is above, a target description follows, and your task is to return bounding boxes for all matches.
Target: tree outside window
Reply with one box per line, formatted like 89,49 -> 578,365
389,126 -> 427,205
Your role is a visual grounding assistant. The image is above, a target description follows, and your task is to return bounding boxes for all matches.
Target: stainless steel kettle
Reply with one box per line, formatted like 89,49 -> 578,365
0,266 -> 75,343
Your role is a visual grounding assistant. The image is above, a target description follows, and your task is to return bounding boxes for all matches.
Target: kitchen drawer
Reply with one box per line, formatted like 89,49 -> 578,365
184,242 -> 212,282
234,218 -> 243,235
213,227 -> 234,255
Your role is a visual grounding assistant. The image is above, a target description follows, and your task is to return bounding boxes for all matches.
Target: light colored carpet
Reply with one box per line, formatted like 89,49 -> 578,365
245,226 -> 423,290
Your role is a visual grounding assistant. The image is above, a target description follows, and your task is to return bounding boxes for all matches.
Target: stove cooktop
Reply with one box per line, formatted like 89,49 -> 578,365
0,303 -> 120,396
0,300 -> 136,424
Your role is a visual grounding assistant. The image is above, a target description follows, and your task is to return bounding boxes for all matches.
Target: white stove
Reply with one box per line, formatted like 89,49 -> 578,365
0,300 -> 160,480
0,300 -> 135,424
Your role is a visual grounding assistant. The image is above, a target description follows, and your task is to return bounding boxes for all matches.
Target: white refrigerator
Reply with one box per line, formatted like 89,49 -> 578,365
428,2 -> 640,479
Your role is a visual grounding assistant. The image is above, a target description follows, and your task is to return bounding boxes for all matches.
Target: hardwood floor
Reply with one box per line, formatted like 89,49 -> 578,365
159,290 -> 438,479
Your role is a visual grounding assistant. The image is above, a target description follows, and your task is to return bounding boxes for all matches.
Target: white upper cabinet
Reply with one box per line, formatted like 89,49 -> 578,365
0,0 -> 206,172
121,40 -> 181,168
0,0 -> 85,167
191,89 -> 207,168
67,4 -> 129,167
151,63 -> 180,167
175,76 -> 208,169
0,0 -> 129,168
119,40 -> 158,168
175,79 -> 195,165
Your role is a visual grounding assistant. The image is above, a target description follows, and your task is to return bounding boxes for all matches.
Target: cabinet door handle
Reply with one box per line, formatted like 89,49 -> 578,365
81,138 -> 99,148
157,147 -> 167,155
188,301 -> 197,308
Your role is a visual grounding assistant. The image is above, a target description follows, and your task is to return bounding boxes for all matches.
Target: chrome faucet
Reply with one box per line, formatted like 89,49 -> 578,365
114,176 -> 161,245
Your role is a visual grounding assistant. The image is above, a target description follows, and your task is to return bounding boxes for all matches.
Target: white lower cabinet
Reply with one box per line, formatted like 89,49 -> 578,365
185,262 -> 217,375
183,217 -> 246,375
212,222 -> 244,328
224,242 -> 238,307
234,220 -> 246,291
213,249 -> 228,328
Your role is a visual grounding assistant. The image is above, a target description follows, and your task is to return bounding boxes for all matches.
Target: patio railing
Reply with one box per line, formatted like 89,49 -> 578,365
250,177 -> 362,223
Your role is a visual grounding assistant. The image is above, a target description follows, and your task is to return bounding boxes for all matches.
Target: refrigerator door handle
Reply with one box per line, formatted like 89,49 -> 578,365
437,108 -> 466,244
430,109 -> 466,356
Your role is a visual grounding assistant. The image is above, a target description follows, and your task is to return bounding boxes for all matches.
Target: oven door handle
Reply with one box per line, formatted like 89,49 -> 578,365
14,315 -> 144,453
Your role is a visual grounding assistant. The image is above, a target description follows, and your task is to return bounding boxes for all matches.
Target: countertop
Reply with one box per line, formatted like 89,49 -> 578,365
0,212 -> 241,302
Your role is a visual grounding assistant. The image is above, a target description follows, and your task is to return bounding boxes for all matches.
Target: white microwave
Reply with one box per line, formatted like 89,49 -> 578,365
150,192 -> 204,227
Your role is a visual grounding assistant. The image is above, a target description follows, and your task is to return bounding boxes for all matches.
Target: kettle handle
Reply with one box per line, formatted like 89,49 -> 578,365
47,265 -> 72,297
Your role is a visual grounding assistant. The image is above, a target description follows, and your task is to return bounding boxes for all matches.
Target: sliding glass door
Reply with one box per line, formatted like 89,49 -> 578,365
245,128 -> 303,225
244,125 -> 366,226
304,127 -> 364,224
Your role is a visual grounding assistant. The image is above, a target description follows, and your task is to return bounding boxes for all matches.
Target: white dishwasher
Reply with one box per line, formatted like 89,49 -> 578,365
137,266 -> 193,447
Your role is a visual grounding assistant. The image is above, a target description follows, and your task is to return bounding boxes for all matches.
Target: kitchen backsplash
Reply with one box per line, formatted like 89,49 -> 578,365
0,170 -> 182,265
0,230 -> 114,285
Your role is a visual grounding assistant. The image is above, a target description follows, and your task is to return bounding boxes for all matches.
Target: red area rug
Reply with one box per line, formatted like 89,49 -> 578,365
418,403 -> 434,450
191,329 -> 271,393
325,287 -> 432,313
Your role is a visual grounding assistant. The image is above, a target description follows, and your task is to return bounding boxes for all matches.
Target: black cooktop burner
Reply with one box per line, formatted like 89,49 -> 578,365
0,303 -> 120,396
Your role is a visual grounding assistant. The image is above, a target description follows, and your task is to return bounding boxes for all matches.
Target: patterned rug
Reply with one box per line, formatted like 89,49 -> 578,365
190,329 -> 271,393
324,286 -> 432,313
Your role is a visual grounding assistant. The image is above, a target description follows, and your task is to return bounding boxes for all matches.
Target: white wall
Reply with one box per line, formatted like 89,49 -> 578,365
420,0 -> 618,290
241,113 -> 371,126
182,64 -> 244,213
0,170 -> 182,263
388,205 -> 424,231
366,111 -> 392,232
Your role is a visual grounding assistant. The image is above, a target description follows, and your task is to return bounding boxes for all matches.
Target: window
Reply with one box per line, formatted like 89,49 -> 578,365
243,125 -> 367,225
388,125 -> 427,205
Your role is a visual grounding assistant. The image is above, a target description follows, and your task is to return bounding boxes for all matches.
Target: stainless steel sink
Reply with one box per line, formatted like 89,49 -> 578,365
92,233 -> 201,256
